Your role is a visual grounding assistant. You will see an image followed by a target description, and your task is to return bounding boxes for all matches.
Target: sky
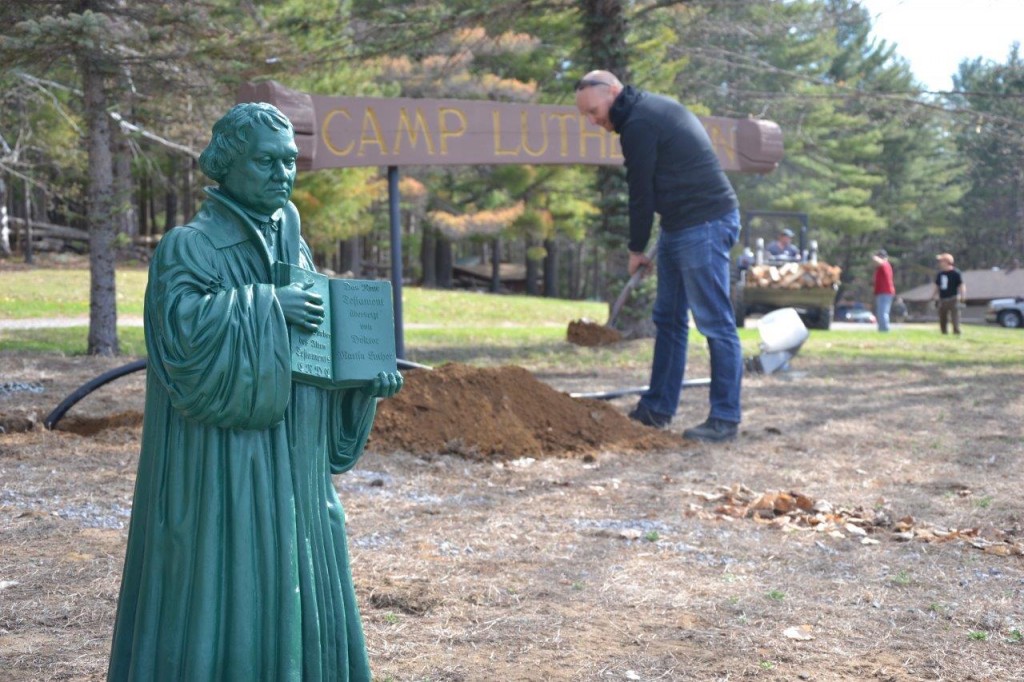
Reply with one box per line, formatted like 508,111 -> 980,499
858,0 -> 1024,91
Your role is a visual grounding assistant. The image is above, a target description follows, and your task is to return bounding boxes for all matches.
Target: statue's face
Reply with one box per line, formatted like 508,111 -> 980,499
220,125 -> 299,216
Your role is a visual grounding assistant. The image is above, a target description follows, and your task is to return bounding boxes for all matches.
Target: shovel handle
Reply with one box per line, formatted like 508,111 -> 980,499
607,242 -> 658,328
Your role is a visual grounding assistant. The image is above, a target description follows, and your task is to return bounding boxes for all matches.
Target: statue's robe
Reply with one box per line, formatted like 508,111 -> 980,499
109,188 -> 376,681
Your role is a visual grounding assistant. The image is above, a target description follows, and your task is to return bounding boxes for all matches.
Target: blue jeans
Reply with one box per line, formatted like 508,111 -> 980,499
875,293 -> 894,332
639,209 -> 742,423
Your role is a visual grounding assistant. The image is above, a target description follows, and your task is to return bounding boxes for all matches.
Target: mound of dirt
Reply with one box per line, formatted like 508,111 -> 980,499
0,357 -> 681,460
566,318 -> 622,346
369,363 -> 681,459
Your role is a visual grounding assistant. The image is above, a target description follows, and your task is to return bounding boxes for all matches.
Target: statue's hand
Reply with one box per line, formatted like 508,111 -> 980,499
364,370 -> 403,398
276,282 -> 325,331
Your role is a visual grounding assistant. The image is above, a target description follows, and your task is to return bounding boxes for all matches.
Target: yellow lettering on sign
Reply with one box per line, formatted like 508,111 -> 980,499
705,122 -> 735,165
394,108 -> 435,155
359,107 -> 387,156
547,113 -> 576,157
578,116 -> 606,158
520,111 -> 548,157
439,107 -> 468,154
609,134 -> 623,160
492,111 -> 520,156
322,108 -> 355,156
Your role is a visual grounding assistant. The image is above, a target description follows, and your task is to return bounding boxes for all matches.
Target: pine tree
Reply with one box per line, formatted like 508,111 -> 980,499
951,45 -> 1024,269
0,1 -> 260,354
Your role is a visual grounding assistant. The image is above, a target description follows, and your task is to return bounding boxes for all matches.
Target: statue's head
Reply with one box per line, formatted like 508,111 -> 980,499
199,102 -> 299,216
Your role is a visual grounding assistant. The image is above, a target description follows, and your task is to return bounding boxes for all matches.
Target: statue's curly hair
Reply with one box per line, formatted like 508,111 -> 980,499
198,102 -> 293,183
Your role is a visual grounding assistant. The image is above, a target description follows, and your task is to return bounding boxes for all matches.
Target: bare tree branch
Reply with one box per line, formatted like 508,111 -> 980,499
14,71 -> 199,158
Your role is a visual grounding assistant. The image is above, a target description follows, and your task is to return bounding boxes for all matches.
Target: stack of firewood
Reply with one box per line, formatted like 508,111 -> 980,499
744,262 -> 842,289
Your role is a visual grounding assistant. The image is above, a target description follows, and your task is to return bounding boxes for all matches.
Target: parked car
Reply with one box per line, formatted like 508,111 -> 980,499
834,303 -> 866,321
985,297 -> 1024,328
845,309 -> 877,324
834,305 -> 875,324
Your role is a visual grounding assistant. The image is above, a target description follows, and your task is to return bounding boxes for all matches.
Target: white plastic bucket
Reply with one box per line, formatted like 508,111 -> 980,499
757,307 -> 809,353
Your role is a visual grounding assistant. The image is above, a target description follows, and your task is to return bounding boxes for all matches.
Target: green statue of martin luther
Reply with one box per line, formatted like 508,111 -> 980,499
108,102 -> 402,681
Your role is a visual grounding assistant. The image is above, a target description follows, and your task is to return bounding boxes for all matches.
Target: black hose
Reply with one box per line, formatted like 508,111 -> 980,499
44,357 -> 431,430
44,358 -> 148,430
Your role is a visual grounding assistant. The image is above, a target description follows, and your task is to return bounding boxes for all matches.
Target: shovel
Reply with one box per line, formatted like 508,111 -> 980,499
566,242 -> 658,346
607,242 -> 658,327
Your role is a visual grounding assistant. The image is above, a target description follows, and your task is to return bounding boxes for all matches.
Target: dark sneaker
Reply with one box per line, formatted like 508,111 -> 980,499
628,402 -> 671,429
682,418 -> 738,443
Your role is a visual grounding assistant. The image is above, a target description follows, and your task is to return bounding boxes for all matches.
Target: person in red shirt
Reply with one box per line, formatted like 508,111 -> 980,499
872,249 -> 896,332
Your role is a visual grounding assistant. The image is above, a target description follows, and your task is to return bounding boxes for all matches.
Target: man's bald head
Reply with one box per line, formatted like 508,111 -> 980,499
574,70 -> 624,132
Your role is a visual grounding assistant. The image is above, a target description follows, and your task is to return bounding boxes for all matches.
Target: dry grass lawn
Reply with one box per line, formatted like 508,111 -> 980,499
1,349 -> 1022,681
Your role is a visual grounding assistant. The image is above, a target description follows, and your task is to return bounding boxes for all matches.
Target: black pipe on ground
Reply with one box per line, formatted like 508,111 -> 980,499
46,355 -> 711,428
44,359 -> 148,430
44,358 -> 434,430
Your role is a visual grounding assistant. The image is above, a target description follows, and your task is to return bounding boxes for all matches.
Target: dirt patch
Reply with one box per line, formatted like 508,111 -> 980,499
566,318 -> 623,347
2,350 -> 1023,681
2,359 -> 680,458
371,363 -> 679,459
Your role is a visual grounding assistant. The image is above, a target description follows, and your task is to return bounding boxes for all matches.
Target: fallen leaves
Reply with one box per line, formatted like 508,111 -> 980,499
682,484 -> 1024,557
782,625 -> 815,641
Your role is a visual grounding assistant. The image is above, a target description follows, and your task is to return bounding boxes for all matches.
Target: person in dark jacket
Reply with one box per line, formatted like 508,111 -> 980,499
575,70 -> 742,443
930,252 -> 965,335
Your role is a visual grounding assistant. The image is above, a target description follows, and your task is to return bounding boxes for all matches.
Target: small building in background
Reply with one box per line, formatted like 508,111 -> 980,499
899,267 -> 1024,321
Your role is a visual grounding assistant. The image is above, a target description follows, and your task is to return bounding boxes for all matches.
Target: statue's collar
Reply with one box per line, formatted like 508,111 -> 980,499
200,186 -> 276,268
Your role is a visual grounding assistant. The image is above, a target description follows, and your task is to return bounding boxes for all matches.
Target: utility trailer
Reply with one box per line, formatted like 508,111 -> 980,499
732,211 -> 839,331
